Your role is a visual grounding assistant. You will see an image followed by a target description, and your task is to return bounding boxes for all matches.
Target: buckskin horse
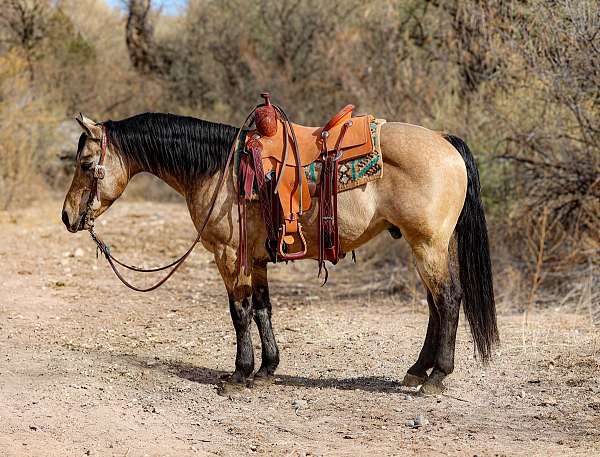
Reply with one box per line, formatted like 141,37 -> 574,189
61,106 -> 498,394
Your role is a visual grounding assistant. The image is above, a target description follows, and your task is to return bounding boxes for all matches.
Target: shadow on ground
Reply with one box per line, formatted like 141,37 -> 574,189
116,352 -> 415,394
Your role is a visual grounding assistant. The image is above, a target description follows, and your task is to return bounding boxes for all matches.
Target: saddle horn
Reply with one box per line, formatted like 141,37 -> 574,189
255,92 -> 278,137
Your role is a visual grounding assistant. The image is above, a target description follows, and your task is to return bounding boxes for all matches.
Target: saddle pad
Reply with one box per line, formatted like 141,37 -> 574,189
305,118 -> 386,192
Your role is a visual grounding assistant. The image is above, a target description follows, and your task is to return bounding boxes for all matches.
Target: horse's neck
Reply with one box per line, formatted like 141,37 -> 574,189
126,154 -> 189,196
123,148 -> 230,237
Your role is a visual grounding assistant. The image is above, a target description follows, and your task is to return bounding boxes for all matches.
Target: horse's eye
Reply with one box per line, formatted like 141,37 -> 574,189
81,162 -> 94,171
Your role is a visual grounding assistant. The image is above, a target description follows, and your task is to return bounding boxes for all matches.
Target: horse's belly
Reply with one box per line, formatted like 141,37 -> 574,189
294,182 -> 386,260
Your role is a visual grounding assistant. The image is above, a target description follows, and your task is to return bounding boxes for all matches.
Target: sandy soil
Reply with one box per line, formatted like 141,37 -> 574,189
1,200 -> 599,457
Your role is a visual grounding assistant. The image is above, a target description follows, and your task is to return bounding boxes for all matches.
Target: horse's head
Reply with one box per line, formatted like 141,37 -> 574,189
61,114 -> 130,232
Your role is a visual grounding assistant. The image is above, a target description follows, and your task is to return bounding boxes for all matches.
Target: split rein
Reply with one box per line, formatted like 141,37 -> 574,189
86,116 -> 252,292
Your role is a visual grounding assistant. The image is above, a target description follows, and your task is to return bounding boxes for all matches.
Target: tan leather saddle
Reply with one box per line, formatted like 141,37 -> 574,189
237,93 -> 374,275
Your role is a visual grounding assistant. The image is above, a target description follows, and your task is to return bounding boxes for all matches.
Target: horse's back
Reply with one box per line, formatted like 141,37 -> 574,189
380,122 -> 466,174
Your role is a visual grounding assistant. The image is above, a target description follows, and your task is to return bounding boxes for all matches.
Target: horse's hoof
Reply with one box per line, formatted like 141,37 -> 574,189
216,380 -> 252,397
402,373 -> 427,388
253,369 -> 276,386
419,381 -> 445,396
216,372 -> 252,397
252,375 -> 275,386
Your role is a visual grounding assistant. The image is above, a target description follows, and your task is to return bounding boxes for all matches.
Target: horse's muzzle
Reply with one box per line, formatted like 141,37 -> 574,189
62,210 -> 85,233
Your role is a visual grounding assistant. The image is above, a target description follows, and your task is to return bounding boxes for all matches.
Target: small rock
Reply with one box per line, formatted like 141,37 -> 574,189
74,248 -> 84,257
540,397 -> 558,406
405,420 -> 415,428
292,399 -> 307,409
414,415 -> 429,426
29,426 -> 37,431
403,394 -> 412,401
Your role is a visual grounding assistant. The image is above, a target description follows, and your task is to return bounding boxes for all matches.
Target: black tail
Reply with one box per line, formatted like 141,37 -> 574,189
444,134 -> 499,362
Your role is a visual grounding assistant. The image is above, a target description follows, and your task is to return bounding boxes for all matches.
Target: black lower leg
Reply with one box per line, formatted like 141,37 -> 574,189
422,279 -> 461,393
407,291 -> 439,380
229,295 -> 254,382
252,269 -> 279,378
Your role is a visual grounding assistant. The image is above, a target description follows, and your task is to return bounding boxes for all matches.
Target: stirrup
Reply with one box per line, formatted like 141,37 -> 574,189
277,222 -> 307,261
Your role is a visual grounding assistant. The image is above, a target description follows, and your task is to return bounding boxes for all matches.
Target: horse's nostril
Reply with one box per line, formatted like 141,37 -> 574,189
62,210 -> 70,228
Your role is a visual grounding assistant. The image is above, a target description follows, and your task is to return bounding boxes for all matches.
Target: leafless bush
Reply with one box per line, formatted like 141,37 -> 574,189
0,55 -> 59,208
0,0 -> 51,80
495,0 -> 599,310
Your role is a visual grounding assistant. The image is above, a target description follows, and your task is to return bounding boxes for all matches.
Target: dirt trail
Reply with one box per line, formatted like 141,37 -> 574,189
1,200 -> 599,456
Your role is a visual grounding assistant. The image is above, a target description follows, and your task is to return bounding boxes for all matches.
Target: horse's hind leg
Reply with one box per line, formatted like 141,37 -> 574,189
252,262 -> 280,381
402,290 -> 439,387
408,238 -> 462,394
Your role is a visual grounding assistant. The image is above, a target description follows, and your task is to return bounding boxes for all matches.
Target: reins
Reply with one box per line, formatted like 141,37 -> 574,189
87,118 -> 250,292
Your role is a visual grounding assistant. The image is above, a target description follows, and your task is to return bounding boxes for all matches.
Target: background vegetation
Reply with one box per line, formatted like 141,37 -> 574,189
0,0 -> 597,314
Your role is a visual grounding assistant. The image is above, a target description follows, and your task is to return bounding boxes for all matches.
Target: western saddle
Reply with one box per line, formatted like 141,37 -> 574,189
237,93 -> 374,276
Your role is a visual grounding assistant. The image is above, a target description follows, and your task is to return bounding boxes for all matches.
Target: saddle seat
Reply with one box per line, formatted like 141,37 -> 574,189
259,111 -> 372,167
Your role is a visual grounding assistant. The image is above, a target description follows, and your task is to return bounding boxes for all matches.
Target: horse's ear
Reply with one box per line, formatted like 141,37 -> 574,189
76,113 -> 102,139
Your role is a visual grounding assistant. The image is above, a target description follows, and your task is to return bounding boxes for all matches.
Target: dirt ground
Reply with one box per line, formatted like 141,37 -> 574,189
1,200 -> 599,457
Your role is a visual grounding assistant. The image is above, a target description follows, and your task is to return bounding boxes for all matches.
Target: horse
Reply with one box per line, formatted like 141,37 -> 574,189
61,111 -> 498,394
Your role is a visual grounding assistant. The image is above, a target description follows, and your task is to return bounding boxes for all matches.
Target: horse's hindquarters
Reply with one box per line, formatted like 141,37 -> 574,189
375,122 -> 468,246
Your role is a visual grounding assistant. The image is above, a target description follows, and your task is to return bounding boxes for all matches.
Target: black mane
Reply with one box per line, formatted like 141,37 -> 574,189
103,113 -> 238,185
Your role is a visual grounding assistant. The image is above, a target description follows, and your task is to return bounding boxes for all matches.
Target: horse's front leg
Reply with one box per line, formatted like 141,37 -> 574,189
214,248 -> 254,385
252,262 -> 280,382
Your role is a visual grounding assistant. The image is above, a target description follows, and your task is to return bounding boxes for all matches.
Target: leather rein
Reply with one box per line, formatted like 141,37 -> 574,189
85,121 -> 247,292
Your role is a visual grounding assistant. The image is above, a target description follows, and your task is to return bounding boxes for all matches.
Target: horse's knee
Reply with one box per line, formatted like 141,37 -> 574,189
229,296 -> 253,331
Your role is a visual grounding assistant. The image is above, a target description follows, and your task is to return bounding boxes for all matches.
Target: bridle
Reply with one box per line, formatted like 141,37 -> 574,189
85,122 -> 245,292
83,126 -> 108,230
